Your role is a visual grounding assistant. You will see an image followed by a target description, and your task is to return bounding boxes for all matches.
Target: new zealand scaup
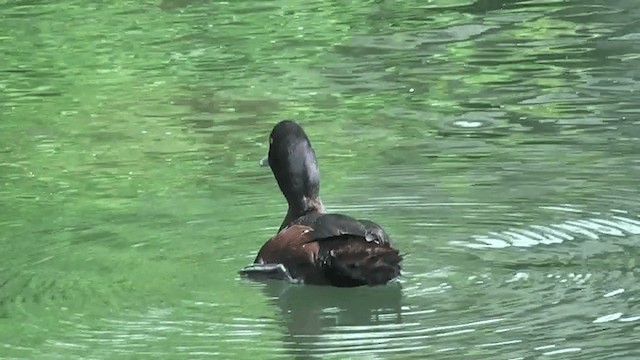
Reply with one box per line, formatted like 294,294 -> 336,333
240,120 -> 402,287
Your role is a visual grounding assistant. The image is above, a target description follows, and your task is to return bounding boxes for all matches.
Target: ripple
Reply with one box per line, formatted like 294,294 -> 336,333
620,315 -> 640,322
450,211 -> 640,249
603,288 -> 625,298
542,347 -> 582,356
40,308 -> 285,358
593,312 -> 623,323
3,0 -> 640,359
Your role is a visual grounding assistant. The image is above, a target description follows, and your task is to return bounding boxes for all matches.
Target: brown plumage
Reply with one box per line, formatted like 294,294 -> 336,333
240,120 -> 402,287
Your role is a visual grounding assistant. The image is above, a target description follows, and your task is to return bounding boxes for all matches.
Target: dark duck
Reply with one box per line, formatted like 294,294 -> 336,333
240,120 -> 402,287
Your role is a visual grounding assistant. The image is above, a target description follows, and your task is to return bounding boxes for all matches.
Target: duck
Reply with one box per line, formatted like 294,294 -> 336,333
240,120 -> 402,287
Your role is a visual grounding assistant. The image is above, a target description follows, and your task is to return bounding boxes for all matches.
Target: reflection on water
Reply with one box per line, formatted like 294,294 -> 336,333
262,282 -> 404,358
2,0 -> 640,358
454,211 -> 640,249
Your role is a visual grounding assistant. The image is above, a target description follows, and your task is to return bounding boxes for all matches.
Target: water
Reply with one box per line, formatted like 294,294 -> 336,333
1,0 -> 639,358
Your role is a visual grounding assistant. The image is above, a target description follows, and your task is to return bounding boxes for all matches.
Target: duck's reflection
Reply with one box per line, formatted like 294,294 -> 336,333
258,281 -> 404,358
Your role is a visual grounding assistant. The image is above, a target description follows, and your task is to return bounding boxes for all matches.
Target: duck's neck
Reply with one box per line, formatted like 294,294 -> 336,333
279,196 -> 325,231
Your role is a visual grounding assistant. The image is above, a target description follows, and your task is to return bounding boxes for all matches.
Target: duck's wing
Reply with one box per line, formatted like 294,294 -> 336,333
317,236 -> 402,286
357,219 -> 393,245
292,213 -> 393,246
242,225 -> 321,284
291,213 -> 402,286
244,217 -> 401,287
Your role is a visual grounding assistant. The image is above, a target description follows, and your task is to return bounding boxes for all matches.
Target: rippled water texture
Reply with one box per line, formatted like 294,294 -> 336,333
1,0 -> 640,358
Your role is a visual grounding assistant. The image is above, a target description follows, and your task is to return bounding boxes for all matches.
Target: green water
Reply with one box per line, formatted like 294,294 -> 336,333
1,0 -> 640,358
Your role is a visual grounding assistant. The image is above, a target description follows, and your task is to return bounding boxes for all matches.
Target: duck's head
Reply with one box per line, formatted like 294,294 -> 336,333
261,120 -> 324,223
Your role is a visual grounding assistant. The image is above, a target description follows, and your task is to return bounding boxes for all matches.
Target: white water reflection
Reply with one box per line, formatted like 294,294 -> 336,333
451,211 -> 640,249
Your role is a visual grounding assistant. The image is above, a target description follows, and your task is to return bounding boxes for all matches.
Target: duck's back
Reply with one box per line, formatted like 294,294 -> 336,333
254,213 -> 402,287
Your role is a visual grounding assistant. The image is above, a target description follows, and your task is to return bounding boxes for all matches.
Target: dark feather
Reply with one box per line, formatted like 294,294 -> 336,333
318,236 -> 402,287
248,222 -> 402,287
292,213 -> 393,246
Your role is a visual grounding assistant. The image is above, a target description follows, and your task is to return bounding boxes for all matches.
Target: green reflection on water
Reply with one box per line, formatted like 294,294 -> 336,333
1,0 -> 639,358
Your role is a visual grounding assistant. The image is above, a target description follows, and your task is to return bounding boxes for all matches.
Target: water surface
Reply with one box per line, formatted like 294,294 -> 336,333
1,0 -> 640,358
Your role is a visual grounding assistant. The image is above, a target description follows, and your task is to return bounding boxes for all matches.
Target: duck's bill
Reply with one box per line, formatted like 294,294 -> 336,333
259,155 -> 269,167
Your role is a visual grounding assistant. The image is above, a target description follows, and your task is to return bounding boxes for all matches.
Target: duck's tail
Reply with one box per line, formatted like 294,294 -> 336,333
321,239 -> 402,287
